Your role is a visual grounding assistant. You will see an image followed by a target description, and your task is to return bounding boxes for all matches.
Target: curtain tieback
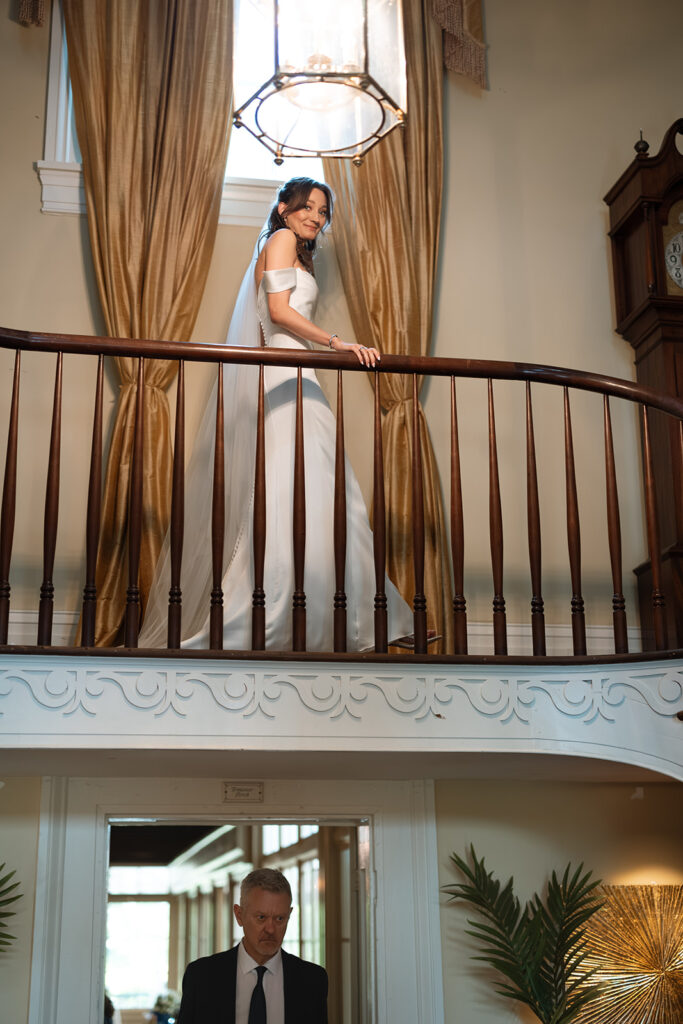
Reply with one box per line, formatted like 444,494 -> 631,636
118,380 -> 169,391
383,395 -> 423,413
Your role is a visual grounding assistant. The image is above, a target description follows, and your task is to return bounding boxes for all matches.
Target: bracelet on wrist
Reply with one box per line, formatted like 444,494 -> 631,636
328,333 -> 338,349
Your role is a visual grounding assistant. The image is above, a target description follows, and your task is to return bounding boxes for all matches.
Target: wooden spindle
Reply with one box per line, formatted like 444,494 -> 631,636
0,351 -> 21,645
124,357 -> 145,648
525,383 -> 546,655
333,370 -> 347,652
564,388 -> 586,655
292,367 -> 306,651
450,377 -> 467,654
642,405 -> 668,649
80,354 -> 104,647
677,419 -> 683,541
209,365 -> 225,650
488,380 -> 507,654
603,396 -> 628,653
167,360 -> 185,649
37,352 -> 63,646
373,377 -> 388,653
251,365 -> 266,651
411,375 -> 428,654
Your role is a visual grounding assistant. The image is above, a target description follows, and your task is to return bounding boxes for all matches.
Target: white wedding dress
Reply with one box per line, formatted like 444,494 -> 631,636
140,263 -> 413,652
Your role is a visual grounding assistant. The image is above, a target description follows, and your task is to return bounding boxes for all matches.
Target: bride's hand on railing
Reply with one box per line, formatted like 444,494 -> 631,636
330,335 -> 381,368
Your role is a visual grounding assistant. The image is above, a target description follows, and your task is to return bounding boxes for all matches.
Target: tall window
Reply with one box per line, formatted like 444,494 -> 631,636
227,0 -> 323,183
242,824 -> 323,965
40,1 -> 323,224
106,899 -> 172,1011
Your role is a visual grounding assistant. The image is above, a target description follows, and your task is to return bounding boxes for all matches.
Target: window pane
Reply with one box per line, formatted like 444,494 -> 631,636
108,866 -> 170,894
261,823 -> 280,856
226,120 -> 324,183
279,824 -> 299,848
229,0 -> 324,182
281,865 -> 300,956
106,901 -> 170,1011
300,857 -> 321,965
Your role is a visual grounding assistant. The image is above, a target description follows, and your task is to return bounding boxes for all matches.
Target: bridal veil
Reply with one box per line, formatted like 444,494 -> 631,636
139,244 -> 262,647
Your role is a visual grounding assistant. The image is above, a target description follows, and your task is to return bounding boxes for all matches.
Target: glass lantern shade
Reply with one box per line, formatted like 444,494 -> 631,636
232,0 -> 407,164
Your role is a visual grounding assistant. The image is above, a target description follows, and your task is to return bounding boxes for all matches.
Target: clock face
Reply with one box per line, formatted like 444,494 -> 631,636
665,230 -> 683,291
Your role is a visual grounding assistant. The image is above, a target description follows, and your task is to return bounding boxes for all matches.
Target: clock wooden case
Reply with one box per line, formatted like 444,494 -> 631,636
604,119 -> 683,649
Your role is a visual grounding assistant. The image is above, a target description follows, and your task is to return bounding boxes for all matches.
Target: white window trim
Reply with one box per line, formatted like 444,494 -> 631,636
36,1 -> 282,228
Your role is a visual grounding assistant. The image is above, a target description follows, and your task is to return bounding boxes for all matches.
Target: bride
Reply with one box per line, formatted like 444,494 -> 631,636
139,177 -> 413,652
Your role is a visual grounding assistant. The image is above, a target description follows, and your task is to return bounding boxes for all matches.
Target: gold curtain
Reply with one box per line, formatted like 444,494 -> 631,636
323,0 -> 453,651
62,0 -> 233,645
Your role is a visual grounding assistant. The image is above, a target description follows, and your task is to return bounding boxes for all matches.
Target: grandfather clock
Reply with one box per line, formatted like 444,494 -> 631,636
604,118 -> 683,649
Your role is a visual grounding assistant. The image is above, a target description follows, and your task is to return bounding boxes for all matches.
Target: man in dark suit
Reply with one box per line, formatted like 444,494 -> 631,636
177,868 -> 328,1023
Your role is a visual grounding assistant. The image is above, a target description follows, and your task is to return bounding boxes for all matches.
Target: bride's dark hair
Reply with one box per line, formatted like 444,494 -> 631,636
263,177 -> 334,272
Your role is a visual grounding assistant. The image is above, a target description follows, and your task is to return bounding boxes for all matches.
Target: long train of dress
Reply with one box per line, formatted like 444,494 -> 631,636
140,265 -> 413,652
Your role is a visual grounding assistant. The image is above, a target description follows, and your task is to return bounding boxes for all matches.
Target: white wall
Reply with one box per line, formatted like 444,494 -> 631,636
0,777 -> 42,1024
426,0 -> 683,625
435,778 -> 683,1023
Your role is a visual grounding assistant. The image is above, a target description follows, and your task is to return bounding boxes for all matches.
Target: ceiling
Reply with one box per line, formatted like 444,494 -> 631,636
0,747 -> 673,783
109,823 -> 217,865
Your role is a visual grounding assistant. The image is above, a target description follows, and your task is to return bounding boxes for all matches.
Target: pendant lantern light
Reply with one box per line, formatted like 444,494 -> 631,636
232,0 -> 407,165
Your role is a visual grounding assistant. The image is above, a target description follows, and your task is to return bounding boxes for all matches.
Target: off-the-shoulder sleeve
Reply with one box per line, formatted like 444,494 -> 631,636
262,267 -> 297,293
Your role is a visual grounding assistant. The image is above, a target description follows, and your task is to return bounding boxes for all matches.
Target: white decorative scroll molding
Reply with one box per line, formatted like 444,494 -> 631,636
1,654 -> 682,780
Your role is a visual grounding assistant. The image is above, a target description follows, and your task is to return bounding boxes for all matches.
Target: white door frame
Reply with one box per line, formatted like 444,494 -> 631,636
29,776 -> 444,1024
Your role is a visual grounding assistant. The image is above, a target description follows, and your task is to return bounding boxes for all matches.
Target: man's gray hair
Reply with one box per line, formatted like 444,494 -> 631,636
240,868 -> 292,906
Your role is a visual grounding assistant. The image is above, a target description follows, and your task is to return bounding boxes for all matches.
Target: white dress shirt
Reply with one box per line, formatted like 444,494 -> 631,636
235,941 -> 285,1024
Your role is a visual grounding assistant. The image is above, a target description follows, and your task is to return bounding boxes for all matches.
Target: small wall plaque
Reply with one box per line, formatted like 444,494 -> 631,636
222,781 -> 264,803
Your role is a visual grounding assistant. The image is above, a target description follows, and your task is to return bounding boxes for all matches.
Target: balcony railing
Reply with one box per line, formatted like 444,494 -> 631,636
1,325 -> 682,663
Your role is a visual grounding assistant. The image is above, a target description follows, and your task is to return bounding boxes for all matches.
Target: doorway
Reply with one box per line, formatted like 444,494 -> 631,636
104,820 -> 365,1024
28,777 -> 442,1024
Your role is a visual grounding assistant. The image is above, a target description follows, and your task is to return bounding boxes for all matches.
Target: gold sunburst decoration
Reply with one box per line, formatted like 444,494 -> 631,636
576,885 -> 683,1023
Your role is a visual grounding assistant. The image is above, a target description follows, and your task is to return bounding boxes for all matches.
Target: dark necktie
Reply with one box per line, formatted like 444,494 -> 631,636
248,965 -> 267,1024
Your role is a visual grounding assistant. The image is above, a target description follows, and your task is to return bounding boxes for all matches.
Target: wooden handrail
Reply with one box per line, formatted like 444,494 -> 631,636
1,326 -> 683,420
1,325 -> 683,662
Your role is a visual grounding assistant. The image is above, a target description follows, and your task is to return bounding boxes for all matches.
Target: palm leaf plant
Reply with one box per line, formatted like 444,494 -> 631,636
443,846 -> 605,1024
0,862 -> 23,950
